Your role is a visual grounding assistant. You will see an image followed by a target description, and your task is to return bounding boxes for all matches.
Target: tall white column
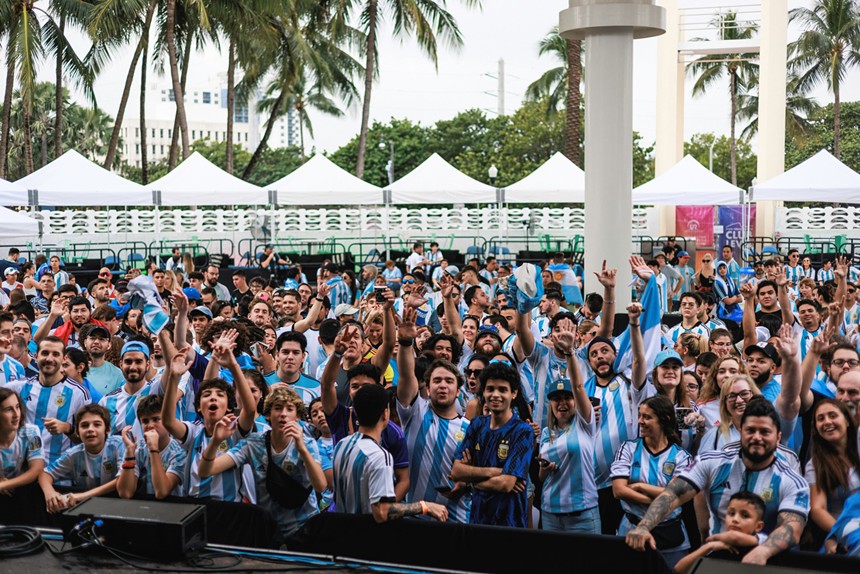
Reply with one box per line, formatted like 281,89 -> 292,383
655,0 -> 683,237
560,1 -> 665,305
756,0 -> 788,237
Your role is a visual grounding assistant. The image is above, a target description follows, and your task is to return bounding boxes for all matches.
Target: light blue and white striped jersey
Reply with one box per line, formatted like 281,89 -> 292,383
698,428 -> 801,471
0,423 -> 43,478
725,259 -> 741,285
585,372 -> 636,489
326,276 -> 352,308
800,266 -> 815,280
99,383 -> 156,436
680,444 -> 810,534
382,267 -> 402,291
534,315 -> 551,339
630,381 -> 698,451
610,438 -> 691,520
539,410 -> 597,514
790,322 -> 823,362
0,355 -> 25,385
844,304 -> 860,333
818,268 -> 835,283
227,432 -> 320,537
131,438 -> 187,496
528,341 -> 555,429
850,266 -> 860,284
673,265 -> 696,301
502,334 -> 535,404
396,396 -> 471,524
179,421 -> 245,501
333,432 -> 396,514
262,372 -> 321,406
7,376 -> 91,465
45,435 -> 124,489
785,264 -> 804,285
663,322 -> 710,347
317,436 -> 334,511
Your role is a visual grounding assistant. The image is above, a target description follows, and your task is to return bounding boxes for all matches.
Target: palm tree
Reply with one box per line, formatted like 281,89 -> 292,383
331,0 -> 479,179
735,71 -> 820,144
686,11 -> 757,186
525,27 -> 582,165
789,0 -> 860,159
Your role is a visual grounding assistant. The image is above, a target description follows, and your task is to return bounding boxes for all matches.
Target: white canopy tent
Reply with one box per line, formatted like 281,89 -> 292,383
0,206 -> 40,237
386,153 -> 497,204
147,152 -> 268,206
0,176 -> 27,206
633,155 -> 742,205
269,154 -> 382,205
13,150 -> 150,206
752,149 -> 860,202
504,152 -> 585,203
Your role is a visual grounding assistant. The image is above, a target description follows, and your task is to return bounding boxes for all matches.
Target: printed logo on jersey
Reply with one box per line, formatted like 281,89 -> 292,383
30,435 -> 42,451
217,441 -> 229,453
609,381 -> 619,392
662,462 -> 676,477
103,461 -> 115,475
55,395 -> 66,407
497,440 -> 509,460
760,487 -> 774,503
454,431 -> 465,442
282,461 -> 296,475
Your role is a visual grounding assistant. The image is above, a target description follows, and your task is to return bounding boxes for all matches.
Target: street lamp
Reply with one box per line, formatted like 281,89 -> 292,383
488,164 -> 498,184
379,141 -> 395,185
489,165 -> 502,259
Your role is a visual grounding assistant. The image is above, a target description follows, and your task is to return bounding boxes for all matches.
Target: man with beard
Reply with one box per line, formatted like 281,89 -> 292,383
626,398 -> 809,566
6,336 -> 91,465
744,342 -> 783,402
396,304 -> 471,523
204,265 -> 231,302
34,296 -> 97,350
86,278 -> 112,310
464,284 -> 491,319
84,325 -> 125,396
99,340 -> 157,436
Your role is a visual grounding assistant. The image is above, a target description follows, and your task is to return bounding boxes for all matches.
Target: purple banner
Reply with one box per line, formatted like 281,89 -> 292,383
715,206 -> 756,253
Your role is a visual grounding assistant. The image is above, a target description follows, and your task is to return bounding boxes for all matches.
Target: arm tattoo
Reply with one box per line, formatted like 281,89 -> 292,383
760,512 -> 805,554
638,478 -> 695,531
386,502 -> 423,520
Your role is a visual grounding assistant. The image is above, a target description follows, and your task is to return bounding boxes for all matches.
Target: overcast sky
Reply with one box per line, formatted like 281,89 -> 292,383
24,0 -> 860,159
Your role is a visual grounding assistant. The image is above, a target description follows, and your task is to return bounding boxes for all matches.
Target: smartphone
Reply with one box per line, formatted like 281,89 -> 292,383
588,397 -> 601,408
251,341 -> 269,359
536,457 -> 551,467
675,407 -> 694,430
127,431 -> 135,443
374,285 -> 387,302
434,485 -> 453,495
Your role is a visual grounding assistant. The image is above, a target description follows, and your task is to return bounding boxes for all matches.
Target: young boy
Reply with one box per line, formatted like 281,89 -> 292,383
674,492 -> 766,574
309,397 -> 334,511
117,395 -> 187,499
38,404 -> 124,513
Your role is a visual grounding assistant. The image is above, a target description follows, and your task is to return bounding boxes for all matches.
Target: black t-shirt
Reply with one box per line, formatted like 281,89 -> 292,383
755,309 -> 782,326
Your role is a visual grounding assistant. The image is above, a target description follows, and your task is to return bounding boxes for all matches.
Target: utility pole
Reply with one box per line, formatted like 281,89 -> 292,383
498,59 -> 505,116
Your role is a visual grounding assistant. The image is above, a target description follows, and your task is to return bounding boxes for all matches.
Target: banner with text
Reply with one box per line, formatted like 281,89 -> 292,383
676,206 -> 714,248
715,205 -> 756,254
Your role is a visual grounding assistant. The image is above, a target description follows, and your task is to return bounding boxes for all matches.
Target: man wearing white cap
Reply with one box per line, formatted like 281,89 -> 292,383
334,303 -> 359,324
3,267 -> 22,295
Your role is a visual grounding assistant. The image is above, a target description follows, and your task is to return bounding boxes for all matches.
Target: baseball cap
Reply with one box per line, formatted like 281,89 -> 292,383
3,267 -> 18,276
334,303 -> 359,318
654,349 -> 683,367
189,306 -> 213,320
87,325 -> 111,339
547,378 -> 573,399
475,327 -> 503,347
744,342 -> 780,365
322,262 -> 339,274
121,340 -> 150,359
183,287 -> 202,301
677,251 -> 689,258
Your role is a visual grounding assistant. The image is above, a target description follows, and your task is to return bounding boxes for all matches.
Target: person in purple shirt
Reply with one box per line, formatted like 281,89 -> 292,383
321,326 -> 410,502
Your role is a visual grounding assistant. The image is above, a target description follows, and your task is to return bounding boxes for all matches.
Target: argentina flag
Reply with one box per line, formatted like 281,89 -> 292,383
614,274 -> 662,374
548,263 -> 583,305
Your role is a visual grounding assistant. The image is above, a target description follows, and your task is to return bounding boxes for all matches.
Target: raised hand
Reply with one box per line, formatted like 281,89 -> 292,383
439,273 -> 455,298
121,426 -> 136,451
594,259 -> 617,288
173,289 -> 189,314
404,291 -> 428,309
774,265 -> 788,288
629,255 -> 653,281
740,282 -> 755,301
627,302 -> 643,321
50,298 -> 67,318
170,347 -> 190,376
211,329 -> 239,367
554,331 -> 575,355
213,413 -> 237,443
772,324 -> 799,358
316,282 -> 331,299
399,306 -> 418,340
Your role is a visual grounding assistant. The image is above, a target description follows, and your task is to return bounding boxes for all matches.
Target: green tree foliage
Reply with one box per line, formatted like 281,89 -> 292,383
785,101 -> 860,173
684,133 -> 757,191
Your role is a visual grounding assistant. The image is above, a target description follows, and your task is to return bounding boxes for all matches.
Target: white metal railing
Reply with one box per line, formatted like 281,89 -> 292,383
33,206 -> 658,235
776,207 -> 860,231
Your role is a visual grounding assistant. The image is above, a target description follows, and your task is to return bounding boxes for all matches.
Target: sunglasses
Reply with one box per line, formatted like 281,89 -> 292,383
99,272 -> 111,277
702,259 -> 712,263
479,325 -> 499,333
489,358 -> 511,367
402,279 -> 415,285
464,368 -> 483,377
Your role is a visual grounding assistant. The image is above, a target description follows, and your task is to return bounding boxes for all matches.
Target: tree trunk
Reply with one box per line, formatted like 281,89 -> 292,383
166,0 -> 190,161
41,130 -> 48,167
168,37 -> 192,169
729,69 -> 738,186
565,38 -> 582,166
242,89 -> 285,180
22,105 -> 34,175
299,112 -> 306,162
225,37 -> 236,174
103,0 -> 157,169
0,57 -> 14,179
355,0 -> 378,179
54,13 -> 65,159
834,82 -> 841,160
140,45 -> 149,183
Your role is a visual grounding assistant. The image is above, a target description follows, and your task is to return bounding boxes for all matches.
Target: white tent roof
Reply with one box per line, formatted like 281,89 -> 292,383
15,150 -> 150,206
147,152 -> 268,206
0,206 -> 40,237
0,176 -> 27,206
387,153 -> 496,204
505,152 -> 585,203
268,154 -> 382,205
752,149 -> 860,202
633,155 -> 742,205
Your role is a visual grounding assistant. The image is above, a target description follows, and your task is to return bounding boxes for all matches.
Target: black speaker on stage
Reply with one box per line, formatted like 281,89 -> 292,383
61,498 -> 206,560
691,555 -> 860,574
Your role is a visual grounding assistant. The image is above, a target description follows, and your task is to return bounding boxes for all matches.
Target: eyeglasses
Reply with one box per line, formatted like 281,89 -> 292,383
402,279 -> 415,285
464,368 -> 483,378
686,383 -> 700,391
726,390 -> 753,403
489,358 -> 511,367
479,325 -> 499,333
832,359 -> 860,368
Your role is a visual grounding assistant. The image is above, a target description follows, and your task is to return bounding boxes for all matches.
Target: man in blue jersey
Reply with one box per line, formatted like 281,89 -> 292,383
100,340 -> 156,436
263,331 -> 321,406
626,399 -> 809,566
333,384 -> 448,522
6,336 -> 90,466
396,304 -> 471,523
664,292 -> 709,346
451,362 -> 534,528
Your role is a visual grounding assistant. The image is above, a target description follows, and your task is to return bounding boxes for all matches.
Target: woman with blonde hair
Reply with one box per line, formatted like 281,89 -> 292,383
696,355 -> 747,427
182,252 -> 195,275
674,332 -> 706,371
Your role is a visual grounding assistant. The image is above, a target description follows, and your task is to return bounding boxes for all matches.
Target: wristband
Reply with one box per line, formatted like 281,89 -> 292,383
604,300 -> 615,304
629,323 -> 640,327
149,449 -> 160,454
332,351 -> 344,360
121,462 -> 135,470
420,500 -> 428,515
201,454 -> 216,462
124,456 -> 136,461
315,297 -> 324,302
398,338 -> 414,347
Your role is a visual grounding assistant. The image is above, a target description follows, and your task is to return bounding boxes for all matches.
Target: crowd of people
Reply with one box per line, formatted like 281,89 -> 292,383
0,239 -> 859,572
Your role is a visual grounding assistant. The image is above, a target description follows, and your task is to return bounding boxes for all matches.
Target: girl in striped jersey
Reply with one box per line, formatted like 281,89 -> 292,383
0,389 -> 45,495
611,396 -> 693,568
537,328 -> 598,533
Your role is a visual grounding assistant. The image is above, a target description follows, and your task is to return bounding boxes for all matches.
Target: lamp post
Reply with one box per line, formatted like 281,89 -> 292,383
489,165 -> 503,260
379,141 -> 395,186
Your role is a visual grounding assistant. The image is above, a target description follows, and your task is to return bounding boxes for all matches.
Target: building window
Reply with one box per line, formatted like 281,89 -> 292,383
168,129 -> 172,138
192,130 -> 196,139
135,128 -> 139,138
234,101 -> 249,123
160,145 -> 165,155
135,144 -> 140,154
168,89 -> 175,102
207,131 -> 211,139
202,91 -> 211,104
160,129 -> 164,138
152,145 -> 156,154
151,128 -> 156,138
